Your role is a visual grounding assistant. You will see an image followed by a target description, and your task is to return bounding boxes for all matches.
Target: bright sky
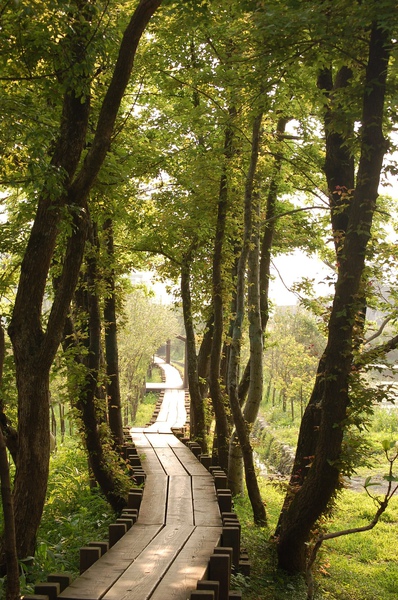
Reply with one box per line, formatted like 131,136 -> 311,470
269,251 -> 331,306
270,170 -> 398,307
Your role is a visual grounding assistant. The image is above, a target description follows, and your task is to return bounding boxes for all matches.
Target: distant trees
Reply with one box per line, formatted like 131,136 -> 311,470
118,287 -> 179,422
263,308 -> 325,419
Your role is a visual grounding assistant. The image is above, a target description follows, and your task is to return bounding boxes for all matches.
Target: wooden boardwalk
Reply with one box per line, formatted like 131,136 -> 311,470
55,360 -> 228,600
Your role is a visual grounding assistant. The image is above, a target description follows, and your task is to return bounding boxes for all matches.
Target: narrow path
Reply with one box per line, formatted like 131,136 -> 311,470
59,358 -> 222,600
141,357 -> 186,432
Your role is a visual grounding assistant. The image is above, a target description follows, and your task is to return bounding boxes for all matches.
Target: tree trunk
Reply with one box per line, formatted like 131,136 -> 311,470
317,66 -> 355,256
103,218 -> 124,447
4,0 -> 162,563
197,314 -> 214,403
0,325 -> 18,463
180,251 -> 208,452
66,222 -> 128,512
0,328 -> 19,598
8,100 -> 90,563
209,118 -> 235,471
259,117 -> 290,329
276,63 -> 371,522
226,112 -> 266,522
228,116 -> 288,493
0,427 -> 19,599
276,21 -> 391,573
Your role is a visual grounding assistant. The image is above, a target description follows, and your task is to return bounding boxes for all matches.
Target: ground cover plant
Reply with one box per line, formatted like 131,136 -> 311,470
241,403 -> 398,599
0,440 -> 115,598
258,402 -> 398,478
0,398 -> 396,599
132,391 -> 158,427
234,478 -> 398,600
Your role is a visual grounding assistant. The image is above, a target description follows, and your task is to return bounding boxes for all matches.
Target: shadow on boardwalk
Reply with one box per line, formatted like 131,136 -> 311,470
44,358 -> 244,600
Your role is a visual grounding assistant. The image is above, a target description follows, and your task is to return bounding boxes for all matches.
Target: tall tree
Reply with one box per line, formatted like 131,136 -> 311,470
63,219 -> 129,512
276,16 -> 392,573
227,112 -> 266,523
3,0 -> 162,563
103,217 -> 124,447
209,113 -> 235,471
0,326 -> 19,599
181,246 -> 209,452
228,116 -> 290,495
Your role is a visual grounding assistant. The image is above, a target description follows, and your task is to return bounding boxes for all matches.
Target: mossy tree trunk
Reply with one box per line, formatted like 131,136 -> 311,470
181,248 -> 208,452
209,120 -> 234,471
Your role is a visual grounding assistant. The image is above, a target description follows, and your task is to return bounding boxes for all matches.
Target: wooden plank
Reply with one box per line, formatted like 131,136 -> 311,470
103,525 -> 194,600
144,388 -> 186,432
192,477 -> 221,527
172,448 -> 211,476
130,430 -> 152,448
166,476 -> 194,526
137,473 -> 168,525
146,433 -> 178,448
164,435 -> 185,448
138,447 -> 165,475
159,389 -> 186,426
59,524 -> 162,600
151,446 -> 187,476
155,391 -> 178,421
150,526 -> 222,600
146,422 -> 173,433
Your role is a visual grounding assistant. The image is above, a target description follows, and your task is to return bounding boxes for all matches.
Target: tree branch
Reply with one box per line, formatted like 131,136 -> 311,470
364,316 -> 391,344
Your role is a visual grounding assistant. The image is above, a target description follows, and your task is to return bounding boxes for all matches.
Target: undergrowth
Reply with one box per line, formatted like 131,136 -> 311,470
133,391 -> 158,427
1,403 -> 396,599
0,439 -> 115,598
233,478 -> 398,600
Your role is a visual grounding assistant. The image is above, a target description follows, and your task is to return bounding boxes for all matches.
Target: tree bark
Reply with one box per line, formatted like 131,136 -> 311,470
65,221 -> 127,512
5,0 -> 162,563
0,327 -> 19,597
197,314 -> 214,402
259,117 -> 290,331
276,21 -> 391,573
103,218 -> 124,448
180,248 -> 208,452
0,325 -> 18,462
209,117 -> 234,471
0,427 -> 19,599
227,112 -> 266,523
228,116 -> 288,494
227,112 -> 261,477
317,66 -> 355,255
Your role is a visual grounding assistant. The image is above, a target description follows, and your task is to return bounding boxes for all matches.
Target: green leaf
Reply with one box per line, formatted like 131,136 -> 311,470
364,476 -> 380,488
383,475 -> 398,482
382,439 -> 394,452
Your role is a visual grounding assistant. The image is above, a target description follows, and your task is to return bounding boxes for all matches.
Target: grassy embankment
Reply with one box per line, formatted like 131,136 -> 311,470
235,405 -> 398,599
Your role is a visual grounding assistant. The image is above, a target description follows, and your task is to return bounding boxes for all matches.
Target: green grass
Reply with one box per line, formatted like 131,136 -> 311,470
2,399 -> 396,599
232,482 -> 308,599
0,439 -> 115,597
316,490 -> 398,600
147,364 -> 163,383
247,404 -> 398,598
259,404 -> 398,478
132,391 -> 158,427
233,479 -> 398,600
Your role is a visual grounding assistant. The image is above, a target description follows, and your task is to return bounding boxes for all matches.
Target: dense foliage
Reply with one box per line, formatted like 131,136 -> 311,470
0,0 -> 398,598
